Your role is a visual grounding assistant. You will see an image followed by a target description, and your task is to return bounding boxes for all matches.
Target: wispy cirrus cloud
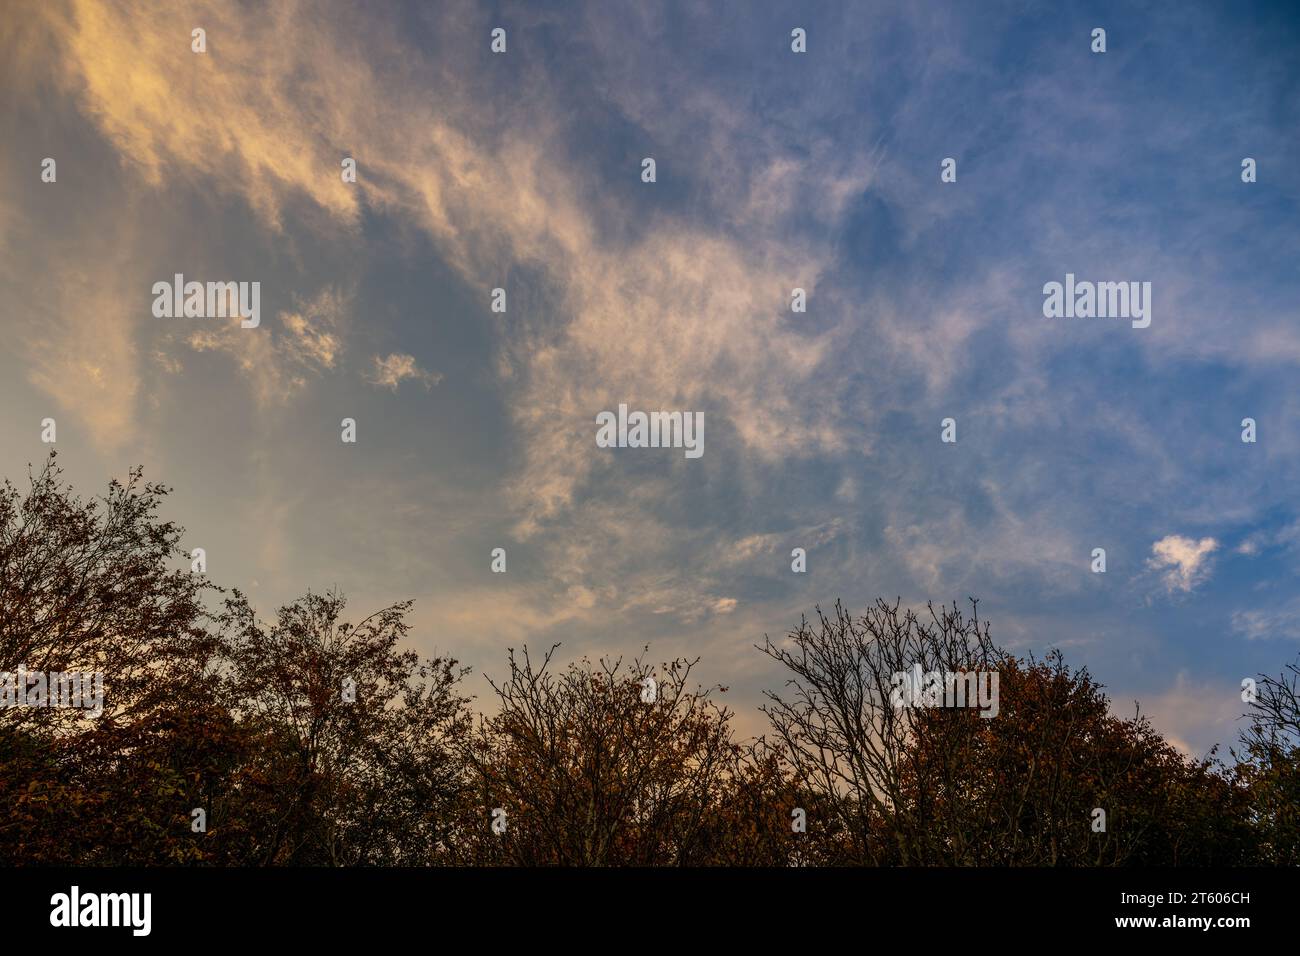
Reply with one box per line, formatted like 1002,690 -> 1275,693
25,0 -> 858,536
4,0 -> 1298,762
1232,602 -> 1300,642
185,286 -> 351,409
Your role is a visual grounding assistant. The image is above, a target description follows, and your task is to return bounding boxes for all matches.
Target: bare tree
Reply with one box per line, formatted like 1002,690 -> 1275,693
758,598 -> 998,864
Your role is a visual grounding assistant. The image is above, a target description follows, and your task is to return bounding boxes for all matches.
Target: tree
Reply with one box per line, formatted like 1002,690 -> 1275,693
1238,656 -> 1300,864
896,652 -> 1251,865
215,590 -> 475,865
465,645 -> 748,865
758,598 -> 999,864
0,452 -> 1288,867
759,599 -> 1253,866
0,453 -> 228,864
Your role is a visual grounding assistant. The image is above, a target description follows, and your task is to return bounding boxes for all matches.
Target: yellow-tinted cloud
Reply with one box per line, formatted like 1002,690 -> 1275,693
14,228 -> 145,451
16,0 -> 866,630
44,0 -> 365,229
183,285 -> 350,409
32,0 -> 854,489
365,353 -> 440,391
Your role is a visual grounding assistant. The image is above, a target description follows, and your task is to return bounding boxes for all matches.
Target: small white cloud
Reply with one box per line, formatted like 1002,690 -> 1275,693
1235,522 -> 1300,558
281,309 -> 342,369
1147,534 -> 1219,593
366,353 -> 441,391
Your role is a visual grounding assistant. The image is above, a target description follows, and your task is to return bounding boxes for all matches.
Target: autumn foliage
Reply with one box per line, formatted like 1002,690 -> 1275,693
0,456 -> 1294,866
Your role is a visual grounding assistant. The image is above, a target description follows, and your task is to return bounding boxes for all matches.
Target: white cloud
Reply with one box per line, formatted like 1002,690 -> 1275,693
1147,535 -> 1219,593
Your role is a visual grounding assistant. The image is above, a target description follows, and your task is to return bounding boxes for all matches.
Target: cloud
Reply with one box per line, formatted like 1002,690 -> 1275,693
1147,535 -> 1219,594
1235,521 -> 1300,560
24,266 -> 142,451
1236,536 -> 1263,556
365,353 -> 440,391
19,0 -> 862,546
881,477 -> 1084,597
1127,671 -> 1245,759
36,0 -> 366,230
6,0 -> 1296,765
183,286 -> 350,409
280,288 -> 348,371
1231,602 -> 1300,641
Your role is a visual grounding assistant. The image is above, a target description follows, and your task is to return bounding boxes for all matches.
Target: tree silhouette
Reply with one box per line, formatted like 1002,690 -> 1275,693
0,456 -> 1290,866
215,590 -> 474,865
465,646 -> 747,865
0,453 -> 227,863
758,599 -> 999,864
758,599 -> 1254,866
1237,656 -> 1300,864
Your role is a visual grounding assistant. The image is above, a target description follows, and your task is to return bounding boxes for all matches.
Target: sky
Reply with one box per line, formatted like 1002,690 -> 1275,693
1,0 -> 1298,757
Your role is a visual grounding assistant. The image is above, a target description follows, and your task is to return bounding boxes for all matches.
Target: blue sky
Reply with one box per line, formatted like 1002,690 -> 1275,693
1,0 -> 1298,754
